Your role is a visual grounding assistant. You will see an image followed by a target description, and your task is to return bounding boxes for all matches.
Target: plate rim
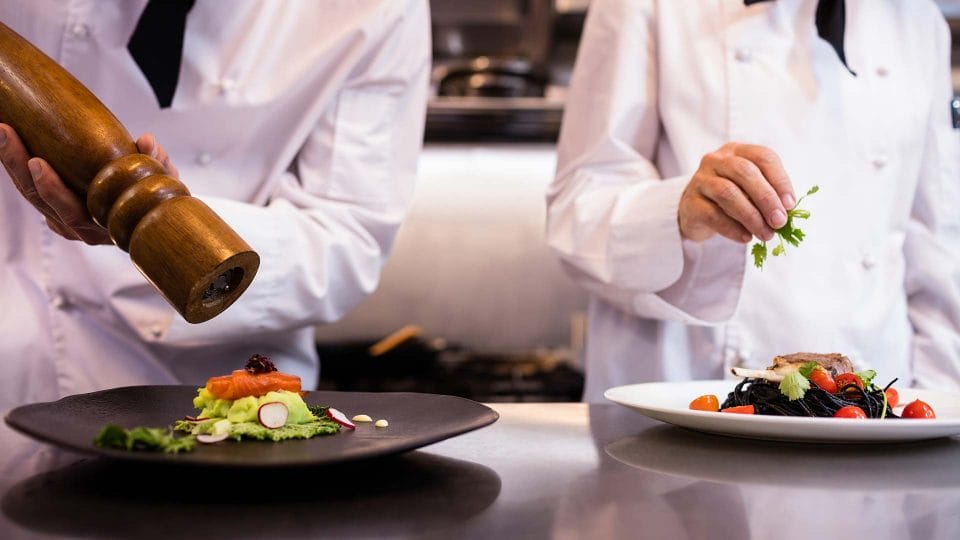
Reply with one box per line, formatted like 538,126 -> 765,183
4,385 -> 500,468
604,380 -> 960,443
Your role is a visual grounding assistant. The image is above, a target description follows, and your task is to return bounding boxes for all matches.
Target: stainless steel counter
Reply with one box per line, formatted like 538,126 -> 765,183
3,403 -> 959,539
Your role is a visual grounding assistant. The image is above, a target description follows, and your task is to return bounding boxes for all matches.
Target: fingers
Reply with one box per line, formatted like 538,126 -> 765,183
136,133 -> 180,179
710,151 -> 787,231
681,143 -> 797,244
31,158 -> 111,245
45,216 -> 81,241
681,196 -> 752,244
0,124 -> 59,218
694,172 -> 774,241
732,143 -> 796,209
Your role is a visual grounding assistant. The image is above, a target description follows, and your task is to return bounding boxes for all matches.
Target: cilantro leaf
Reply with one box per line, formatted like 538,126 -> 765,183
750,185 -> 819,269
797,362 -> 819,378
751,242 -> 767,269
856,369 -> 877,388
779,371 -> 810,401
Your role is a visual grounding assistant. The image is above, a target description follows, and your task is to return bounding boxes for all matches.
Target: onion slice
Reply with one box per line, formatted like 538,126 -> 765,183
197,433 -> 229,444
326,407 -> 356,429
258,401 -> 289,429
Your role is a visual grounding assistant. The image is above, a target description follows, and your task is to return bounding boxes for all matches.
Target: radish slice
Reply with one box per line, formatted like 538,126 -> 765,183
197,433 -> 229,444
258,401 -> 289,429
326,408 -> 355,429
184,416 -> 209,422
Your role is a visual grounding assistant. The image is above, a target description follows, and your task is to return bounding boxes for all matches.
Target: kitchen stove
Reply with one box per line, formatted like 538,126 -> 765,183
424,0 -> 583,142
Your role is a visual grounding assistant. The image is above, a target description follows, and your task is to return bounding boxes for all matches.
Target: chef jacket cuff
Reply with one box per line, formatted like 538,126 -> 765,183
655,233 -> 747,323
606,175 -> 688,292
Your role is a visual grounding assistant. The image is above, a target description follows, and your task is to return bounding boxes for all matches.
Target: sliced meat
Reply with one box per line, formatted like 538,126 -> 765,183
768,352 -> 853,377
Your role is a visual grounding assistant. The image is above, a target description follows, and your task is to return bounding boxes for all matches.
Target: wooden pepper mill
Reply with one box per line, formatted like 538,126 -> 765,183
0,22 -> 259,324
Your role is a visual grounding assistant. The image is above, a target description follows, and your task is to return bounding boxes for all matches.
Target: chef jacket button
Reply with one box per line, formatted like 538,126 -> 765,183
734,48 -> 753,63
217,78 -> 237,95
876,66 -> 889,77
862,254 -> 877,270
149,324 -> 164,339
871,155 -> 888,170
195,152 -> 213,166
70,23 -> 89,38
50,293 -> 67,309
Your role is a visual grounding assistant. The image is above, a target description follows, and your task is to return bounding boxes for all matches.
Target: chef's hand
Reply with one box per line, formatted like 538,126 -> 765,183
678,143 -> 796,243
0,123 -> 179,245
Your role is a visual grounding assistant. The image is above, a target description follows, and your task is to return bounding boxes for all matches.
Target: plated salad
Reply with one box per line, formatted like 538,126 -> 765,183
95,354 -> 377,453
689,352 -> 937,419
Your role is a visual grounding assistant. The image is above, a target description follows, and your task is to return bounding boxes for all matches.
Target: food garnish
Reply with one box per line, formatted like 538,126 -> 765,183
257,401 -> 289,429
95,424 -> 196,453
885,388 -> 900,408
326,408 -> 356,429
245,353 -> 278,374
902,399 -> 936,419
352,414 -> 373,423
807,366 -> 838,393
197,433 -> 229,444
375,419 -> 389,428
689,394 -> 720,412
721,405 -> 755,414
751,185 -> 819,269
833,405 -> 867,419
778,371 -> 810,401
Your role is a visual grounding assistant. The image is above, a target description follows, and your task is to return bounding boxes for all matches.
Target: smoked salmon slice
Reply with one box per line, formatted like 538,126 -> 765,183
205,369 -> 302,400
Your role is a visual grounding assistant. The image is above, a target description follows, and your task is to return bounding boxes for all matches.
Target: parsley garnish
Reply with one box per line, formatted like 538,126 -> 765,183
779,371 -> 811,401
308,405 -> 330,418
752,185 -> 819,269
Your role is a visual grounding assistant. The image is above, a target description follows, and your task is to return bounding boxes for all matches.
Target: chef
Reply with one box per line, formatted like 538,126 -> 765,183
547,0 -> 960,401
0,0 -> 429,477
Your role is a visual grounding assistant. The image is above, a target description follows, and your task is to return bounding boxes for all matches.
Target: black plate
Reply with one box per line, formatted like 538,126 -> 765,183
4,386 -> 498,467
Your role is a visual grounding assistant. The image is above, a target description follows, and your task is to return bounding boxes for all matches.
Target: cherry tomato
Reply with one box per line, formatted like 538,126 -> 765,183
902,399 -> 936,419
833,405 -> 867,419
884,387 -> 900,408
808,368 -> 838,394
689,394 -> 720,412
720,405 -> 755,414
835,373 -> 864,395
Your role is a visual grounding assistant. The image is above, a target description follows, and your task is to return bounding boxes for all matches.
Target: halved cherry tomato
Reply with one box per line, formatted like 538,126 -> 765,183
720,405 -> 755,414
884,387 -> 900,408
689,394 -> 720,412
835,373 -> 864,395
902,399 -> 936,419
808,367 -> 838,394
833,405 -> 867,419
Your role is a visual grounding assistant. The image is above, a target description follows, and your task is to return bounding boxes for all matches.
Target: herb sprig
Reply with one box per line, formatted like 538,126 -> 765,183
95,424 -> 197,453
751,185 -> 819,269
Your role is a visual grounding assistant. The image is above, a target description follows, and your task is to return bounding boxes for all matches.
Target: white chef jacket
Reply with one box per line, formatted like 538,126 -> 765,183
0,0 -> 429,476
547,0 -> 960,402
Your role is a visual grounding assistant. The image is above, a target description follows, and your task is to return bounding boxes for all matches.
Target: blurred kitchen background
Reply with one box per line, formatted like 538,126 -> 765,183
314,0 -> 960,402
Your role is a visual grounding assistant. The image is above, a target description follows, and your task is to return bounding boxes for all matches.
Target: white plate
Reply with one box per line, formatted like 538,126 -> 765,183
604,380 -> 960,443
